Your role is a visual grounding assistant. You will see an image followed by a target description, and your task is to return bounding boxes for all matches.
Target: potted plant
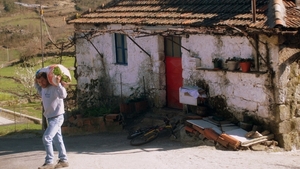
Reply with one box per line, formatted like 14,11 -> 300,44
225,57 -> 240,71
239,58 -> 254,72
133,94 -> 148,114
119,102 -> 135,115
212,58 -> 222,69
128,87 -> 148,114
120,87 -> 148,114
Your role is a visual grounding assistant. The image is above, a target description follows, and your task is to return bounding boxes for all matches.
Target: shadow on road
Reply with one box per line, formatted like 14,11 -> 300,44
0,131 -> 188,157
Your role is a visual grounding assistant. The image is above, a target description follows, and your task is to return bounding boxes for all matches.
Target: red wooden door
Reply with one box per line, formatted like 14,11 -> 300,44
165,56 -> 183,109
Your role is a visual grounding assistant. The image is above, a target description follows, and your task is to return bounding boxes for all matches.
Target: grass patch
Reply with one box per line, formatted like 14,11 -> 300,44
0,92 -> 17,101
2,101 -> 43,118
0,65 -> 19,77
0,11 -> 38,26
0,78 -> 20,91
0,123 -> 42,136
19,102 -> 43,118
0,49 -> 20,63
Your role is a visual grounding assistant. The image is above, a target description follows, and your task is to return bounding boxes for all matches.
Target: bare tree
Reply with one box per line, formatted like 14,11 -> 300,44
14,63 -> 37,102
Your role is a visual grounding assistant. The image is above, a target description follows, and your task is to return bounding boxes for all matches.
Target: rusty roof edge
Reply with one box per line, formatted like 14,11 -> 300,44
72,24 -> 298,38
67,22 -> 299,35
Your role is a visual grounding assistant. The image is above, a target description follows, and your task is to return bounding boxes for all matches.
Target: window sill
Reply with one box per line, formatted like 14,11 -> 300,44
115,63 -> 128,66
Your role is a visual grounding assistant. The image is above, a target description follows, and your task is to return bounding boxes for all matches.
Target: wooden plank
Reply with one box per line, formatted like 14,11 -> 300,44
241,134 -> 274,147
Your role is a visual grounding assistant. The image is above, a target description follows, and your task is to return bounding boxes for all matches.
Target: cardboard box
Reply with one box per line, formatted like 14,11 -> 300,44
179,90 -> 198,105
179,86 -> 207,106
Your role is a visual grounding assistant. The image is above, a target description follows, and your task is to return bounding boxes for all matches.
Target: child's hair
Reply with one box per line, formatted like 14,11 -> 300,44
36,72 -> 47,79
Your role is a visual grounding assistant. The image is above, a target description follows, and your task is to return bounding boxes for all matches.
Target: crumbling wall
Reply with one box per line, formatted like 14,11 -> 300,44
181,34 -> 276,125
274,32 -> 300,150
182,35 -> 276,120
74,24 -> 165,109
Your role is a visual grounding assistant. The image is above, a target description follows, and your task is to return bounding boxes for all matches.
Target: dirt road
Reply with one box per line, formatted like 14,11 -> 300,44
0,131 -> 299,169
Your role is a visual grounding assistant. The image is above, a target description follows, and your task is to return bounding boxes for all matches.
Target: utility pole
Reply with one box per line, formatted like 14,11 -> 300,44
40,0 -> 44,68
40,0 -> 47,130
14,1 -> 47,130
3,46 -> 9,62
5,47 -> 9,62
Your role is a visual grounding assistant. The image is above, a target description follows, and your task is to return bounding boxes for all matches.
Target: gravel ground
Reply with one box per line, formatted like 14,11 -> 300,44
0,131 -> 300,169
0,108 -> 299,169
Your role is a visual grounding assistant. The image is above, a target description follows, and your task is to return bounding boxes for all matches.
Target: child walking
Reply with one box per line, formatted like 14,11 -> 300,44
35,72 -> 69,169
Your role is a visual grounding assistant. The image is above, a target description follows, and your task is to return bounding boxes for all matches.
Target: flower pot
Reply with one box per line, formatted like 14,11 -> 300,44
239,62 -> 251,72
226,61 -> 238,71
213,60 -> 222,69
119,102 -> 135,114
134,100 -> 148,113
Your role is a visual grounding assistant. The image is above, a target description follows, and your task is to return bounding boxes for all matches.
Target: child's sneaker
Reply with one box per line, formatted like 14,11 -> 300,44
38,163 -> 54,169
55,160 -> 69,168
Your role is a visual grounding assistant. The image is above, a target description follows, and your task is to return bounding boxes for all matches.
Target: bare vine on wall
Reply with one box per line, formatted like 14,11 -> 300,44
135,56 -> 157,105
78,76 -> 118,109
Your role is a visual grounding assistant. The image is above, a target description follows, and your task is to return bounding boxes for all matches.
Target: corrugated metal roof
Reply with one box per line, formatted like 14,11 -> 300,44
68,0 -> 300,29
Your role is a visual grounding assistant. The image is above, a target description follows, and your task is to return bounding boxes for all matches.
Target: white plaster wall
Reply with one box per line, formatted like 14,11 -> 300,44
76,24 -> 165,105
183,34 -> 253,69
182,34 -> 275,120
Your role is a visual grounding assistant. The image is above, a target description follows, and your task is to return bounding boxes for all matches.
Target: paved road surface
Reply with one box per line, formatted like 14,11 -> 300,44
0,131 -> 300,169
0,116 -> 14,125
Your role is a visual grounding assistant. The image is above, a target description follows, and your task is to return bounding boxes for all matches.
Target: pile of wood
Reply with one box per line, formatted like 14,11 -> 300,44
183,116 -> 278,151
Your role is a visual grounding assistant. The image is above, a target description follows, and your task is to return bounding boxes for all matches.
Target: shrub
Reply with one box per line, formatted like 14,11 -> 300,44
3,0 -> 16,12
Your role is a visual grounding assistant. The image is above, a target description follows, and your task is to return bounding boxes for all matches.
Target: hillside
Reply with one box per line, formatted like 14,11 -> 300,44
0,0 -> 111,65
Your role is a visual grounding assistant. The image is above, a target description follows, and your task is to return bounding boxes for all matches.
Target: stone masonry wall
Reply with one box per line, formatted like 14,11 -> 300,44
275,47 -> 300,150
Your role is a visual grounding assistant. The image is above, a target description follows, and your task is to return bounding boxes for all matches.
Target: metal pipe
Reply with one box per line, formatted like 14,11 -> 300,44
126,35 -> 151,57
252,0 -> 256,23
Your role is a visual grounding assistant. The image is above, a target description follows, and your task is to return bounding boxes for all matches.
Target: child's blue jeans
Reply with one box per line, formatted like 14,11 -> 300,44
43,114 -> 68,164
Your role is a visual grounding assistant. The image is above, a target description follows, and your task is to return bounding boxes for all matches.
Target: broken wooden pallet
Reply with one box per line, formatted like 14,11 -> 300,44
241,134 -> 274,147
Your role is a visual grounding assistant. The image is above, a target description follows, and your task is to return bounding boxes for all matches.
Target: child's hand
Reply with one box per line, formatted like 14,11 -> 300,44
61,81 -> 68,87
56,75 -> 68,87
56,75 -> 62,83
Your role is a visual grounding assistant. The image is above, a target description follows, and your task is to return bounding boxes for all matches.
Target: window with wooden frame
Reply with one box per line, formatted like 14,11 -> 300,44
164,36 -> 182,57
115,33 -> 128,65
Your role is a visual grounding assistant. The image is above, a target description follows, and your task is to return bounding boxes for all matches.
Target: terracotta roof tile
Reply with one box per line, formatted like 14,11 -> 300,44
68,0 -> 300,29
285,4 -> 300,28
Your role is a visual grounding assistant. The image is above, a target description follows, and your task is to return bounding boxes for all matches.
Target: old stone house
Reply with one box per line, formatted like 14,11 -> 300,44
68,0 -> 300,150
